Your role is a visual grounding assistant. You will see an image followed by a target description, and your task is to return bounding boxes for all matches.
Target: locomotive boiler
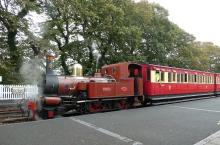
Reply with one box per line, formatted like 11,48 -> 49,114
39,52 -> 144,119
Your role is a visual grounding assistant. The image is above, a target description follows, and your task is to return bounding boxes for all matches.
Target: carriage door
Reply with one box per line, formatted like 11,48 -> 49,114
214,74 -> 217,95
128,64 -> 142,96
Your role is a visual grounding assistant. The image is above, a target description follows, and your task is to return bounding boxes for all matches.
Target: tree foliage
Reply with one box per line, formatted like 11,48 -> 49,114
0,0 -> 42,83
1,0 -> 220,84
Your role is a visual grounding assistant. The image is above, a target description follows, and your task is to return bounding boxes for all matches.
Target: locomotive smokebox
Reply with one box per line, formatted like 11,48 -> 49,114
43,50 -> 58,94
43,75 -> 59,94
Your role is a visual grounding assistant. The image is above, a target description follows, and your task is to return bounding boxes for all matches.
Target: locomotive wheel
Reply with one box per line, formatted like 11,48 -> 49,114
76,103 -> 87,114
117,100 -> 126,110
87,103 -> 102,113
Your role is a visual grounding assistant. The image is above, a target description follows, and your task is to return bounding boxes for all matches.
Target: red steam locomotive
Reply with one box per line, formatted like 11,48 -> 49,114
38,52 -> 220,119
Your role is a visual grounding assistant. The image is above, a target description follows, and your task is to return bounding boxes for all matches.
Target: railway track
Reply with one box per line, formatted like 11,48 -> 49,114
0,104 -> 31,125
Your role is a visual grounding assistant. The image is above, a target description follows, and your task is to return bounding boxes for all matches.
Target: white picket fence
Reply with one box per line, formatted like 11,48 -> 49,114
0,85 -> 39,100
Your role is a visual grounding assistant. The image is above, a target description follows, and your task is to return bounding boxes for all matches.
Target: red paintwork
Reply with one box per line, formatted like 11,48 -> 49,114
142,64 -> 216,98
47,111 -> 54,118
54,62 -> 219,103
44,97 -> 61,106
57,76 -> 110,95
87,79 -> 134,99
215,73 -> 220,92
101,62 -> 131,81
87,62 -> 143,99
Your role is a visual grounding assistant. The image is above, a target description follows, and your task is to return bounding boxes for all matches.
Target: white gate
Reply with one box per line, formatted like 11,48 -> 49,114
0,85 -> 39,100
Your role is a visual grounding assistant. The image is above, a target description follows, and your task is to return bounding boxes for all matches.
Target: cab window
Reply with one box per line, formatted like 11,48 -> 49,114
147,70 -> 151,81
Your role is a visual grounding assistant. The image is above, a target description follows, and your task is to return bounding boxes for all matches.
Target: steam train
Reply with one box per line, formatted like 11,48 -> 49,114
38,52 -> 220,119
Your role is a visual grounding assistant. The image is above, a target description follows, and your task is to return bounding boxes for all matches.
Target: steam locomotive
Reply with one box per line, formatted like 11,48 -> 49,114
38,52 -> 220,119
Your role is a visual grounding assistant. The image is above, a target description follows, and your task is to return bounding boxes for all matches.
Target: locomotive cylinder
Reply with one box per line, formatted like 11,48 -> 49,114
43,97 -> 61,106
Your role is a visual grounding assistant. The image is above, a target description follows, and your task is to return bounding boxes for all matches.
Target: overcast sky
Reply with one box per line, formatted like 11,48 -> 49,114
146,0 -> 220,46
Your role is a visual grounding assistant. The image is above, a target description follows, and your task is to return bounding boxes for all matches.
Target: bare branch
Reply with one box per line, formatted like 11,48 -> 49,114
54,36 -> 62,50
3,0 -> 11,10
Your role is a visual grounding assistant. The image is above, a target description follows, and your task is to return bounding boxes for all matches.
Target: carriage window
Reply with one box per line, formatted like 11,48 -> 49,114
189,74 -> 192,83
173,73 -> 176,82
155,71 -> 160,82
147,70 -> 151,81
168,72 -> 172,82
177,74 -> 181,83
184,74 -> 188,83
199,76 -> 201,83
181,74 -> 184,83
202,76 -> 204,83
200,76 -> 203,84
194,75 -> 197,83
161,72 -> 165,82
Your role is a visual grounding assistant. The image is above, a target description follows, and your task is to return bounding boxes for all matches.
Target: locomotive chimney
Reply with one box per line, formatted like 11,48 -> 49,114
46,50 -> 55,75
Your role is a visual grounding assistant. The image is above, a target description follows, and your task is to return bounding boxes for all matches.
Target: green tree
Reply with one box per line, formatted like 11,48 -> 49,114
136,2 -> 195,65
0,0 -> 43,83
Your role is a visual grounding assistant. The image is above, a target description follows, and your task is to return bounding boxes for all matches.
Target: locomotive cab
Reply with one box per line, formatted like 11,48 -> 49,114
100,62 -> 143,96
128,63 -> 142,96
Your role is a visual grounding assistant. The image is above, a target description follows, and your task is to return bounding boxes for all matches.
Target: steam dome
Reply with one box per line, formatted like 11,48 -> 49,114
70,63 -> 83,77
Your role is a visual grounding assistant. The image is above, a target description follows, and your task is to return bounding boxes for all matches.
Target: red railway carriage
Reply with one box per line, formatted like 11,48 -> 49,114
215,73 -> 220,95
142,64 -> 215,100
